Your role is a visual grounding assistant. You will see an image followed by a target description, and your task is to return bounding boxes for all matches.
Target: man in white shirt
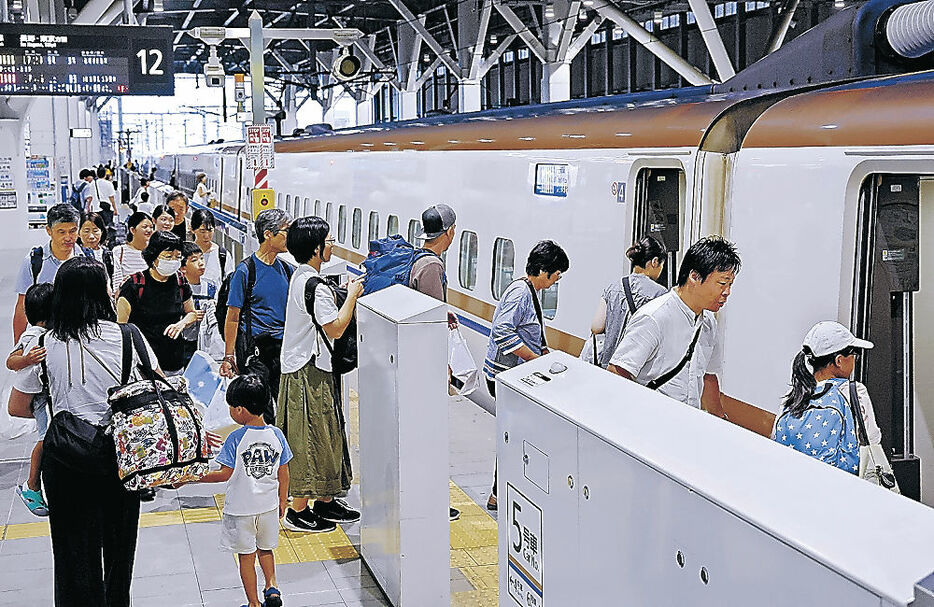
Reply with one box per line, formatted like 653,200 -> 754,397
133,178 -> 152,207
80,168 -> 97,212
92,167 -> 116,216
608,236 -> 739,418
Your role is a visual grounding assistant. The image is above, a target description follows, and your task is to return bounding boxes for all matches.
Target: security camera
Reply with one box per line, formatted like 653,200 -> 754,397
332,48 -> 362,81
203,44 -> 225,88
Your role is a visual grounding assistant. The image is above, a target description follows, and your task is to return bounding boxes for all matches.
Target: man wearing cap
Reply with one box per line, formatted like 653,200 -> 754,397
409,204 -> 461,521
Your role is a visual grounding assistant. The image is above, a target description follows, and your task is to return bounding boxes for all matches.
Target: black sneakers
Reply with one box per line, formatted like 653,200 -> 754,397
450,507 -> 460,521
313,498 -> 361,524
282,507 -> 337,533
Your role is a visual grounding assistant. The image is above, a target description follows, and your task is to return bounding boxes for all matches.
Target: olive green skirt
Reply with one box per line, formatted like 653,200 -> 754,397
277,361 -> 352,499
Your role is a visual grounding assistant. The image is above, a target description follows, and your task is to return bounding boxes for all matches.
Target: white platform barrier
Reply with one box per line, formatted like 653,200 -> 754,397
357,285 -> 450,606
496,352 -> 934,607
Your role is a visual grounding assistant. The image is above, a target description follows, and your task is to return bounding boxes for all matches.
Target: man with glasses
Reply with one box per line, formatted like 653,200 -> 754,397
220,209 -> 294,424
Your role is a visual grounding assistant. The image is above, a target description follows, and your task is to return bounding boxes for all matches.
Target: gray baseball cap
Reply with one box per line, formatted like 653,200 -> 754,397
419,204 -> 456,240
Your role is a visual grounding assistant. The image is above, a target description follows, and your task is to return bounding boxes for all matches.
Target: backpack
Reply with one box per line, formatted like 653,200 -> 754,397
101,247 -> 114,280
127,270 -> 188,304
361,235 -> 436,296
306,275 -> 357,375
215,256 -> 293,339
108,323 -> 211,490
218,246 -> 228,280
773,379 -> 860,474
30,245 -> 94,285
68,181 -> 87,211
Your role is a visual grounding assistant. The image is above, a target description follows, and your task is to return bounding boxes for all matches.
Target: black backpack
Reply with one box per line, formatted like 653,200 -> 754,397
215,255 -> 293,340
306,275 -> 357,375
30,246 -> 95,285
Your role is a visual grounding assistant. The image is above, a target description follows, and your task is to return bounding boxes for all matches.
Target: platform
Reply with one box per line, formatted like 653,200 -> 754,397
0,246 -> 500,607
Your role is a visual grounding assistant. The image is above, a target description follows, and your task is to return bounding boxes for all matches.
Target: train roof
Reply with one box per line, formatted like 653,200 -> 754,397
742,70 -> 934,148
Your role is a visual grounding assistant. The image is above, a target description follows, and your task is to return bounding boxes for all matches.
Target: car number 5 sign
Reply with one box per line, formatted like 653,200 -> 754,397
246,125 -> 274,170
507,484 -> 544,607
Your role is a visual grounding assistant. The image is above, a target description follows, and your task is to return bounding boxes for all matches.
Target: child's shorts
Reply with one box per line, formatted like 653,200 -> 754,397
219,508 -> 279,554
32,393 -> 49,439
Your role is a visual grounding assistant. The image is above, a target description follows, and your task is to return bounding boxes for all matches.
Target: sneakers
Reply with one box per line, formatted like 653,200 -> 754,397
486,495 -> 497,511
313,498 -> 361,524
282,507 -> 337,533
139,488 -> 157,502
16,482 -> 49,517
449,507 -> 460,521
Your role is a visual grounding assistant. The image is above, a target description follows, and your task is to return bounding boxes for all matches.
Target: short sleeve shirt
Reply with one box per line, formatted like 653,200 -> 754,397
409,253 -> 446,302
609,289 -> 721,409
226,255 -> 291,340
119,271 -> 193,372
216,425 -> 293,516
15,243 -> 87,295
280,265 -> 340,374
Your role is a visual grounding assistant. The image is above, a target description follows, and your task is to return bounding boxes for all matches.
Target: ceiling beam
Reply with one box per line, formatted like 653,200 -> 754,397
493,0 -> 546,64
386,0 -> 462,77
686,0 -> 735,80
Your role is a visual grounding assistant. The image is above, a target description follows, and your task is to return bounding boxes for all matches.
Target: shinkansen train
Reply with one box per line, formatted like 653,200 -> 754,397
143,0 -> 934,503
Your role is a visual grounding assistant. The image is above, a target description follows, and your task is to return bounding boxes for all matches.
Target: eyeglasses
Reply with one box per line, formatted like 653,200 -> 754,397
325,238 -> 336,244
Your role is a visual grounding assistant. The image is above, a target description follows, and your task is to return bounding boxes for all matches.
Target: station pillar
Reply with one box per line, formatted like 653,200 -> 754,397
399,90 -> 419,121
458,80 -> 482,113
356,95 -> 374,127
541,61 -> 571,103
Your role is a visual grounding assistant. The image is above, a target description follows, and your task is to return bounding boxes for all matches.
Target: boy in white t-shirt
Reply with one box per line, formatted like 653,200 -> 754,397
181,374 -> 291,607
181,242 -> 224,361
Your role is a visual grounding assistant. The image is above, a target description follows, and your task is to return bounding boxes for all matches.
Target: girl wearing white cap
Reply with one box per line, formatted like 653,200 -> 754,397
774,322 -> 895,486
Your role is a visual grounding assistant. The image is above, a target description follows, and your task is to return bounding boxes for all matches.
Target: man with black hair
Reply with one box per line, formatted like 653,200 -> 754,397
608,235 -> 739,418
166,191 -> 190,241
13,204 -> 87,342
93,166 -> 116,224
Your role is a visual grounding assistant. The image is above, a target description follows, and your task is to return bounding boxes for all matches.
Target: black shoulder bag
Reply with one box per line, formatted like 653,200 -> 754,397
39,333 -> 117,475
646,323 -> 703,391
621,275 -> 638,315
521,278 -> 548,352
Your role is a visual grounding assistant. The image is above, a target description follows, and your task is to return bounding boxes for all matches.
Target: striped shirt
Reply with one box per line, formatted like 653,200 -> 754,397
111,244 -> 149,293
483,280 -> 543,381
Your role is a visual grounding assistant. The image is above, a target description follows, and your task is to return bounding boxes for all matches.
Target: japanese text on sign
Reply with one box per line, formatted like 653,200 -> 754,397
534,163 -> 568,197
507,484 -> 544,607
245,124 -> 274,170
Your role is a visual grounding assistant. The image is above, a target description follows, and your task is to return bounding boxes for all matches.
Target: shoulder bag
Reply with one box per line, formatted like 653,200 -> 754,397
646,323 -> 703,391
848,381 -> 900,493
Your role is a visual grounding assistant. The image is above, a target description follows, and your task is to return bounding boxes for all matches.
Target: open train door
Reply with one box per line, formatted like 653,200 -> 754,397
633,167 -> 682,288
853,174 -> 922,500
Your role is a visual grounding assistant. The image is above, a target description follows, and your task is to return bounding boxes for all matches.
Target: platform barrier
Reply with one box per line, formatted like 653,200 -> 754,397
357,285 -> 450,606
496,352 -> 934,607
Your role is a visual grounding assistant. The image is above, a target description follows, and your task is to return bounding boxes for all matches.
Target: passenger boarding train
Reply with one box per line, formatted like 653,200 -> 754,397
145,1 -> 934,503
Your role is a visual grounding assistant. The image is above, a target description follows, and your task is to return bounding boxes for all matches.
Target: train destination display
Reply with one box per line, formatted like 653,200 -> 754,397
0,24 -> 173,96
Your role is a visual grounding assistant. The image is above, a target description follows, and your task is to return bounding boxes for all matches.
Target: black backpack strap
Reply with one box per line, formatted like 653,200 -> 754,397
304,276 -> 335,356
521,278 -> 547,350
38,333 -> 51,412
242,256 -> 257,339
124,322 -> 160,385
119,323 -> 133,385
30,247 -> 43,285
102,248 -> 114,278
218,247 -> 228,279
622,275 -> 637,315
647,323 -> 703,391
848,381 -> 871,447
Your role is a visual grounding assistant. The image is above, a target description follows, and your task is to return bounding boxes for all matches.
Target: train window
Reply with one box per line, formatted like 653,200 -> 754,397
352,208 -> 362,248
387,215 -> 399,236
408,219 -> 422,246
368,211 -> 379,243
325,202 -> 333,227
491,238 -> 515,300
459,231 -> 478,291
541,283 -> 559,320
314,199 -> 322,216
338,205 -> 347,244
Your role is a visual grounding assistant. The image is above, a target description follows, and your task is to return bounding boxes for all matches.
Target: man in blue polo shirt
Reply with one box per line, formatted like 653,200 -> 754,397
220,208 -> 293,424
13,204 -> 87,343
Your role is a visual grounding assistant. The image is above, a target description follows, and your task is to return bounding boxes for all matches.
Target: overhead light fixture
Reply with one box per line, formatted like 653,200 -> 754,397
332,47 -> 362,81
544,3 -> 555,18
490,34 -> 498,45
579,9 -> 588,20
834,0 -> 844,7
582,0 -> 594,5
423,52 -> 431,63
654,9 -> 663,24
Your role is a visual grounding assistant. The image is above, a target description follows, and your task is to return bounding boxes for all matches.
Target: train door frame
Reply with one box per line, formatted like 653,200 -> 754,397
629,157 -> 689,289
847,159 -> 934,502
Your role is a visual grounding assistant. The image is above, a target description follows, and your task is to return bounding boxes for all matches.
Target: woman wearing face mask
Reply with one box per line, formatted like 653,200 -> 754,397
116,231 -> 200,375
111,212 -> 154,293
152,204 -> 176,233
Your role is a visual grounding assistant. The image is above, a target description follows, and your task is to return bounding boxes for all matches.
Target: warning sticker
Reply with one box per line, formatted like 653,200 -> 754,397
507,484 -> 543,607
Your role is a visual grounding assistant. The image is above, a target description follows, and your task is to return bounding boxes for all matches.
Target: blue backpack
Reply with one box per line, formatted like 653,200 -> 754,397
773,378 -> 860,474
68,181 -> 88,211
361,235 -> 435,296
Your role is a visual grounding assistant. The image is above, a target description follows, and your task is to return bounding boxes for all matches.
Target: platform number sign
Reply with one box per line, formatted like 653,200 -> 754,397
507,484 -> 544,607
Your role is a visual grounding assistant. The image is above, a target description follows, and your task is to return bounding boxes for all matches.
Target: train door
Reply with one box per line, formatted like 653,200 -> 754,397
633,167 -> 683,288
852,174 -> 924,500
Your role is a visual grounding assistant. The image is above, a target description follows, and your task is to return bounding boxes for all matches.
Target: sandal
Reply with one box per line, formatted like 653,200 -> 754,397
263,586 -> 282,607
16,482 -> 49,517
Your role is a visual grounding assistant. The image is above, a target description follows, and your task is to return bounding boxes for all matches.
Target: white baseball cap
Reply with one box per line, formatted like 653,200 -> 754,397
803,321 -> 874,357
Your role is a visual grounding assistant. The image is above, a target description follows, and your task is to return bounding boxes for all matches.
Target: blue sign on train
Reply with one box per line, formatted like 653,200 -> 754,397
534,163 -> 569,197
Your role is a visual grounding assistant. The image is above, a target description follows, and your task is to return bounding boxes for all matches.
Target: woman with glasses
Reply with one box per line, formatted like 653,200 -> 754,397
116,231 -> 199,375
773,321 -> 884,474
191,209 -> 231,285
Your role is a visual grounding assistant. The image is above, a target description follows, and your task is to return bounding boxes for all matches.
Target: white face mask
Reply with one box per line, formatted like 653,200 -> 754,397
155,258 -> 181,276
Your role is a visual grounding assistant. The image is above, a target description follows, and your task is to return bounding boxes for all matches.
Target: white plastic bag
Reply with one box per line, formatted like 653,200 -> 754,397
448,328 -> 479,396
0,383 -> 36,440
203,377 -> 237,434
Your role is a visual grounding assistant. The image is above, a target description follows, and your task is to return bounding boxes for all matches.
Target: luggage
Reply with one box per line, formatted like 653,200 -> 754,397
306,276 -> 357,375
361,234 -> 434,296
109,324 -> 211,491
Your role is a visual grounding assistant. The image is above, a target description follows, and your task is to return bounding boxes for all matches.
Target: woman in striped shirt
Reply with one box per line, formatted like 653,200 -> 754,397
111,211 -> 153,293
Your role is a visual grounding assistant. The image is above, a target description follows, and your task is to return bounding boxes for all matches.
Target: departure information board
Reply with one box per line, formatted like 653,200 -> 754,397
0,24 -> 173,96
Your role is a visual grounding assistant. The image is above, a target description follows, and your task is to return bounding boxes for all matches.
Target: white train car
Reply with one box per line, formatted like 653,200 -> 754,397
163,69 -> 934,504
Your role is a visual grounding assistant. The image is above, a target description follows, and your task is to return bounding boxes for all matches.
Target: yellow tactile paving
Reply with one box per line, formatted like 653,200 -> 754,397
461,565 -> 498,590
450,548 -> 478,568
138,509 -> 184,528
451,589 -> 500,607
448,482 -> 499,605
3,520 -> 49,540
180,506 -> 222,524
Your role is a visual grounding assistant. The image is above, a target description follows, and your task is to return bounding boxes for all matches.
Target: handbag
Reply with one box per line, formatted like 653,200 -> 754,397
848,381 -> 900,493
38,333 -> 116,475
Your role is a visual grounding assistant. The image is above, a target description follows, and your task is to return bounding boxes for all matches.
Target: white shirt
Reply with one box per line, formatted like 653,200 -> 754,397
202,244 -> 232,286
190,281 -> 225,360
13,325 -> 46,355
133,185 -> 151,204
828,379 -> 883,445
137,200 -> 155,215
14,321 -> 158,426
215,425 -> 292,516
92,179 -> 116,212
111,244 -> 148,293
194,183 -> 211,206
280,265 -> 339,374
609,289 -> 722,409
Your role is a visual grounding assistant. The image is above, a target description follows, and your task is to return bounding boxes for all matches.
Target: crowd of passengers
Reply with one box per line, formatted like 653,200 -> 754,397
4,175 -> 895,606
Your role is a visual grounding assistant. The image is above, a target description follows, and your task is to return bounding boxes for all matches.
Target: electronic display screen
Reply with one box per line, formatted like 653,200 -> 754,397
0,24 -> 174,96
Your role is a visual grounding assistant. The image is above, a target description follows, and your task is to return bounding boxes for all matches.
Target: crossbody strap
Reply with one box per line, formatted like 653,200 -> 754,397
305,276 -> 335,356
242,256 -> 257,339
848,381 -> 871,447
647,323 -> 703,391
521,278 -> 547,350
622,275 -> 637,315
38,333 -> 51,413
